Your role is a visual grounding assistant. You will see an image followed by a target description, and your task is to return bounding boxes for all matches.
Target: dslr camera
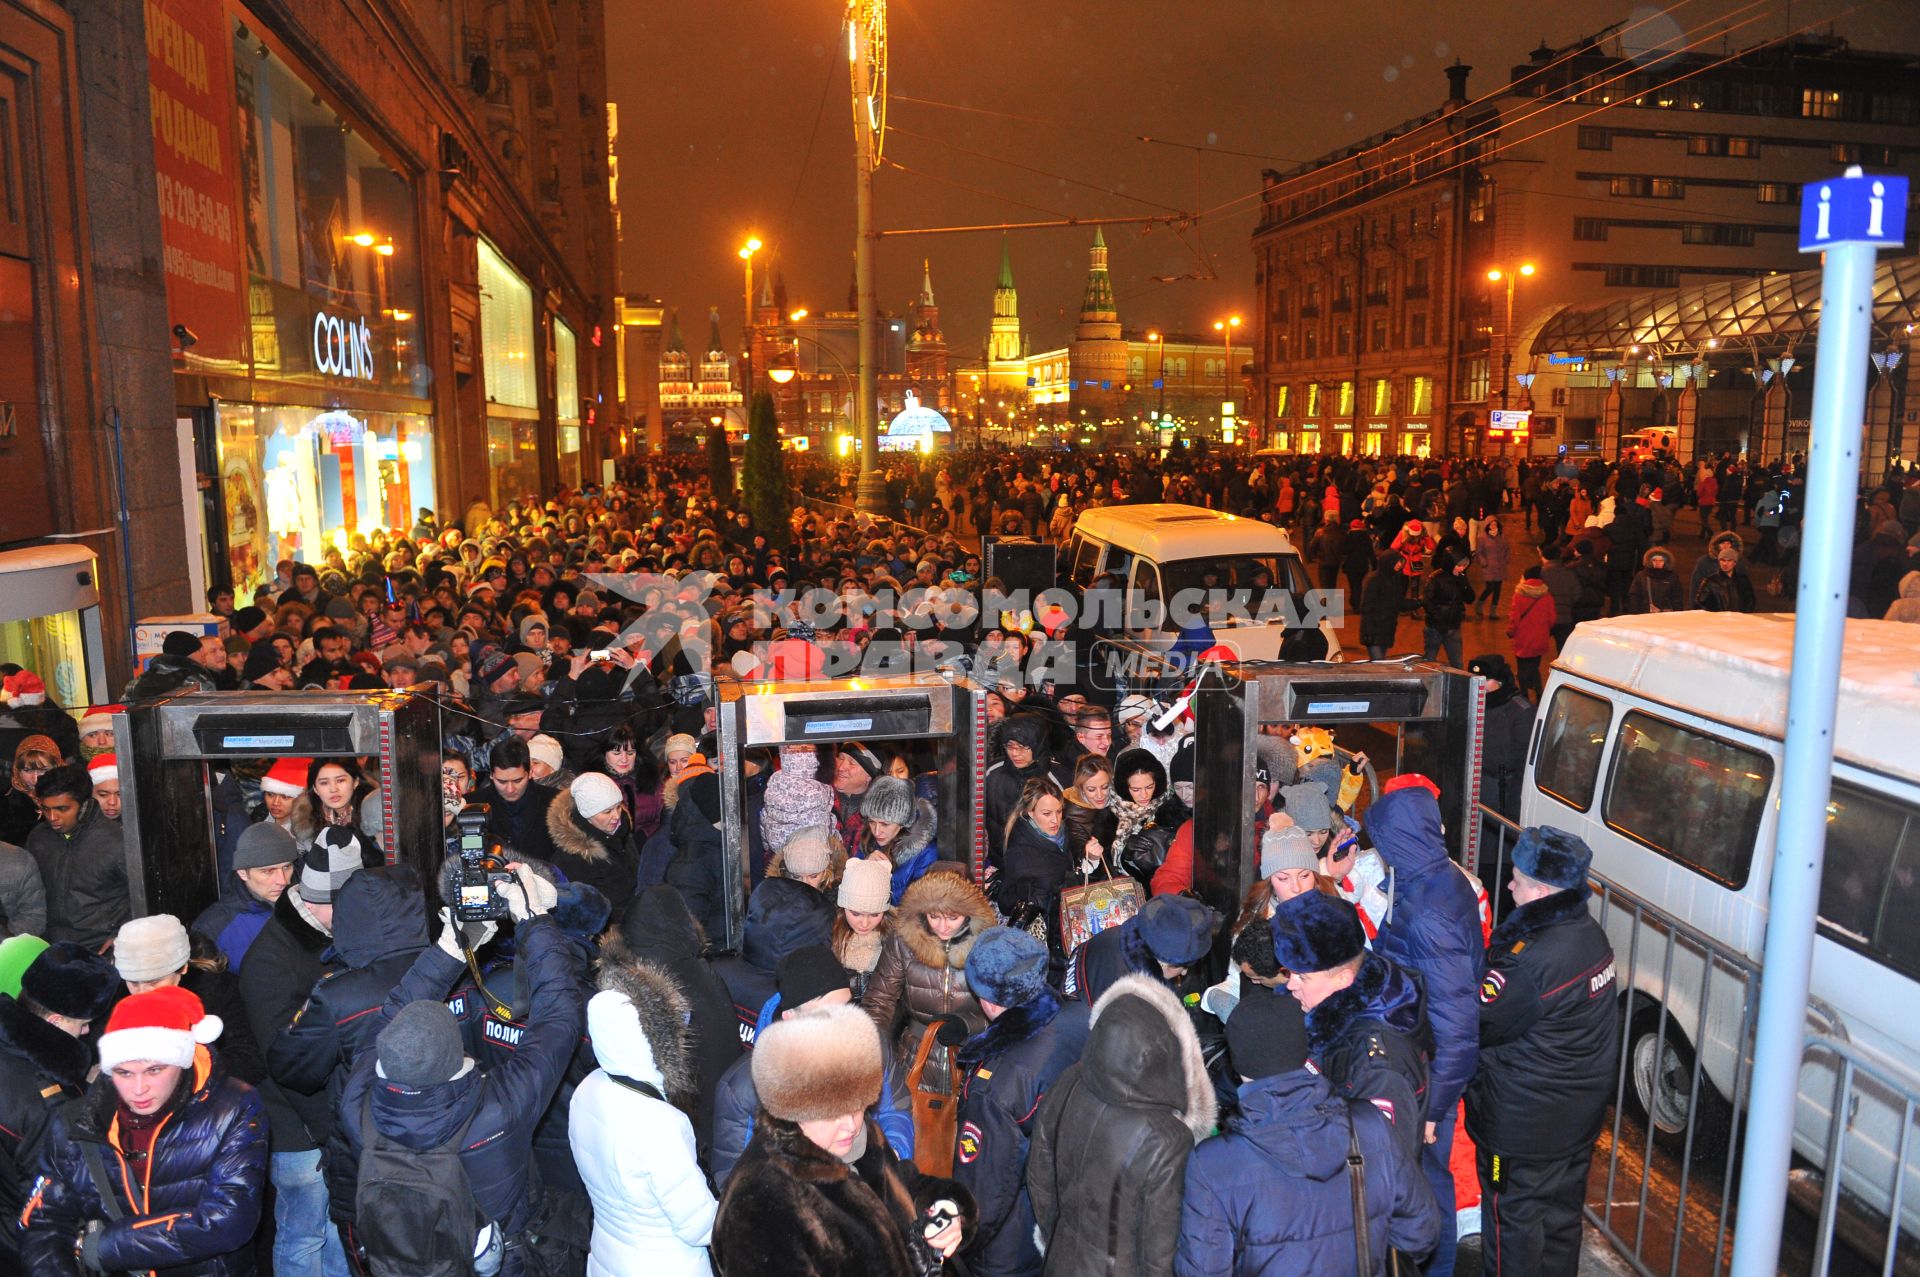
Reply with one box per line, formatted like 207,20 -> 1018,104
452,804 -> 514,922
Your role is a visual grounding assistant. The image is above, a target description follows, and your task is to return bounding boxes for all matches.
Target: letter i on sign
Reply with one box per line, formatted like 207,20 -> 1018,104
1868,181 -> 1886,238
1815,186 -> 1832,242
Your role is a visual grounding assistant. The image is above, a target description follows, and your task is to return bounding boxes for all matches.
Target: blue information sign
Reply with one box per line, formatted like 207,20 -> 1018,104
1799,171 -> 1908,252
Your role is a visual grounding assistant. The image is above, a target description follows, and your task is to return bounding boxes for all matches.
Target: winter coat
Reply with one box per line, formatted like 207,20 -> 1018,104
712,877 -> 833,1048
664,776 -> 728,946
1887,570 -> 1920,624
985,757 -> 1049,869
573,962 -> 716,1277
1361,790 -> 1480,1125
547,789 -> 641,919
1027,975 -> 1217,1277
178,964 -> 267,1087
268,867 -> 429,1114
331,916 -> 585,1256
1303,951 -> 1433,1163
1627,548 -> 1687,614
1174,1066 -> 1440,1277
600,885 -> 742,1158
1357,556 -> 1406,650
236,886 -> 339,1152
1694,565 -> 1756,612
19,1047 -> 266,1277
995,818 -> 1074,954
1505,580 -> 1556,658
1479,686 -> 1535,822
191,889 -> 276,973
0,839 -> 47,939
25,804 -> 128,950
1541,560 -> 1581,629
865,797 -> 941,905
712,1113 -> 975,1277
1473,523 -> 1511,582
1061,914 -> 1205,1010
1421,566 -> 1472,633
0,996 -> 91,1269
472,780 -> 559,864
122,653 -> 220,702
954,991 -> 1093,1277
1062,787 -> 1118,872
865,871 -> 997,1061
1466,887 -> 1621,1159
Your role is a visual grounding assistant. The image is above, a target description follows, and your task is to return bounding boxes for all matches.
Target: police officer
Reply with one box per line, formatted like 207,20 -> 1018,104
1465,825 -> 1619,1277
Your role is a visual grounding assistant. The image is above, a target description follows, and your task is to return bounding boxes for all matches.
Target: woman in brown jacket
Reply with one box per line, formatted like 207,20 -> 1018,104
862,868 -> 996,1063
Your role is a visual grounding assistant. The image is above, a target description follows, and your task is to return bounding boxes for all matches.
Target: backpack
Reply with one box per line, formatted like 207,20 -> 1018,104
354,1088 -> 493,1277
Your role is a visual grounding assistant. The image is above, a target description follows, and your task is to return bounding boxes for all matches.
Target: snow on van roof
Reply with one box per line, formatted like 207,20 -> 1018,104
1072,504 -> 1298,562
1557,613 -> 1920,784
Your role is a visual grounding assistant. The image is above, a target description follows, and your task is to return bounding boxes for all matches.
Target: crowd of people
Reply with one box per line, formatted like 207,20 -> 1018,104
0,443 -> 1914,1277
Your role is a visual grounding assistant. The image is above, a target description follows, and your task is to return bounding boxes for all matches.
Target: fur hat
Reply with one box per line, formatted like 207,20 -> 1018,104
19,941 -> 117,1021
1225,985 -> 1310,1079
113,914 -> 191,983
1269,890 -> 1367,974
1278,782 -> 1335,833
1468,653 -> 1514,685
98,986 -> 221,1072
777,825 -> 834,878
751,1003 -> 883,1122
860,776 -> 915,827
966,925 -> 1049,1007
552,881 -> 612,939
1512,825 -> 1592,891
664,733 -> 698,762
1260,825 -> 1319,878
1135,894 -> 1220,966
837,856 -> 892,914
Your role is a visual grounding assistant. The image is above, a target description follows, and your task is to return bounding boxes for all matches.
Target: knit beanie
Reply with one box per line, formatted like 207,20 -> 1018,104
241,643 -> 284,682
1278,782 -> 1335,833
1260,825 -> 1319,878
837,857 -> 892,914
376,1000 -> 467,1087
301,826 -> 370,904
571,771 -> 622,820
760,748 -> 835,853
234,821 -> 299,871
527,734 -> 565,774
1225,986 -> 1310,1080
98,986 -> 221,1072
161,631 -> 200,658
776,944 -> 851,1010
860,776 -> 915,828
113,914 -> 191,984
664,733 -> 698,762
779,825 -> 834,878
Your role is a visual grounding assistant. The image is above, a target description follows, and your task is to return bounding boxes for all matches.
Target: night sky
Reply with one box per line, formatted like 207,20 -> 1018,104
606,1 -> 1919,355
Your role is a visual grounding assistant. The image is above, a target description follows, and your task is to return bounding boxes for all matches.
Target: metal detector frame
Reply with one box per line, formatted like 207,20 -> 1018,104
714,672 -> 988,951
1187,661 -> 1487,925
117,689 -> 443,921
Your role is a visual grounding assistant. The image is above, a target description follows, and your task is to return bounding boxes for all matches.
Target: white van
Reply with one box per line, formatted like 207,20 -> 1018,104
1521,612 -> 1920,1229
1064,503 -> 1341,662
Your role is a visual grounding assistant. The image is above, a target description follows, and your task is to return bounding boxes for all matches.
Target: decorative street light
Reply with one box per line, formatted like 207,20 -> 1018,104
1146,330 -> 1167,427
1487,263 -> 1536,412
1212,316 -> 1241,442
738,236 -> 762,392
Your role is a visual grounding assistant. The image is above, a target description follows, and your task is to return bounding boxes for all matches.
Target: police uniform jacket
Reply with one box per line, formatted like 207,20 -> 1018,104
1304,951 -> 1433,1165
1465,887 -> 1620,1160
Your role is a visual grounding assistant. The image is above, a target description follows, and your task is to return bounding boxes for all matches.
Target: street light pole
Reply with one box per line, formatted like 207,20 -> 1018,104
739,238 -> 761,397
849,2 -> 887,512
1213,315 -> 1241,443
1487,262 -> 1534,453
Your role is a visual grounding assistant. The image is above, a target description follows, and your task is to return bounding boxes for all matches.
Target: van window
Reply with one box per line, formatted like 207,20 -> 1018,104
1817,780 -> 1920,981
1533,687 -> 1612,811
1069,536 -> 1102,588
1129,561 -> 1165,634
1602,711 -> 1772,888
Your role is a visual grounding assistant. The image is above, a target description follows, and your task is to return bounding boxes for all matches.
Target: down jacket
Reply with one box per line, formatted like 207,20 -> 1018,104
712,877 -> 833,1048
547,789 -> 640,919
19,1047 -> 267,1277
571,966 -> 716,1277
25,803 -> 128,951
236,886 -> 339,1152
0,995 -> 93,1269
864,870 -> 997,1062
1027,975 -> 1217,1277
867,797 -> 941,905
1173,1068 -> 1440,1277
1361,788 -> 1481,1123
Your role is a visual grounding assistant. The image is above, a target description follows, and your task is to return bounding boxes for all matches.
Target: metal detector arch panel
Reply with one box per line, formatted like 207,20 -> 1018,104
714,673 -> 986,952
118,690 -> 442,922
1188,662 -> 1486,926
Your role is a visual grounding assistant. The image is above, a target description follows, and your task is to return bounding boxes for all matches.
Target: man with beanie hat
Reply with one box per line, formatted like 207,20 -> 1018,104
1467,826 -> 1618,1277
20,984 -> 267,1277
708,943 -> 916,1186
1470,652 -> 1535,822
192,820 -> 299,970
331,862 -> 584,1273
1064,891 -> 1219,1006
1176,984 -> 1441,1277
955,926 -> 1091,1277
243,640 -> 294,690
0,941 -> 116,1265
1271,890 -> 1433,1163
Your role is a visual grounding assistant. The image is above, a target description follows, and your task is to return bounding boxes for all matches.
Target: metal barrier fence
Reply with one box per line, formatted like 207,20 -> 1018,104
1472,802 -> 1920,1277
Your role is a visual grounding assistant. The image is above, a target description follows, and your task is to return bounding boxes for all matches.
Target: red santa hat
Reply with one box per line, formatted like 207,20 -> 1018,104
261,756 -> 312,799
87,754 -> 119,787
77,704 -> 124,737
98,985 -> 222,1072
3,671 -> 45,707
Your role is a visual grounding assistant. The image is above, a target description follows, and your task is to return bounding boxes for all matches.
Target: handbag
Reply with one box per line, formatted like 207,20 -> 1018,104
1058,872 -> 1144,956
906,1023 -> 960,1177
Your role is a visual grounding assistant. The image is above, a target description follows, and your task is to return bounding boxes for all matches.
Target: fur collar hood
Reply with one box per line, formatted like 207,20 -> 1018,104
593,955 -> 699,1109
1488,885 -> 1590,949
1306,951 -> 1424,1059
896,871 -> 996,971
1085,973 -> 1217,1139
960,987 -> 1060,1070
547,789 -> 619,862
876,798 -> 937,869
0,994 -> 92,1088
1514,578 -> 1551,599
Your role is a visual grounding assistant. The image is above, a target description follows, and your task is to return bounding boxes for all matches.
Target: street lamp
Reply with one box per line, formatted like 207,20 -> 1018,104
1486,263 -> 1536,411
739,236 -> 762,392
1145,330 -> 1168,428
1212,316 -> 1241,443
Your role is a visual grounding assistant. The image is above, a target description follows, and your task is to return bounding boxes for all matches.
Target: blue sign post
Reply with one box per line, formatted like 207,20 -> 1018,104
1730,167 -> 1909,1277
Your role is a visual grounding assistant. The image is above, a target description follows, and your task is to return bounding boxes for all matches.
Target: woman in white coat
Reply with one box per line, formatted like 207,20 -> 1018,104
570,961 -> 718,1277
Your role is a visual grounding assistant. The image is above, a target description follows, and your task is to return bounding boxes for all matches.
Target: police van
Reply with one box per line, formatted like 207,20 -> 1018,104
1520,612 -> 1920,1229
1063,504 -> 1342,663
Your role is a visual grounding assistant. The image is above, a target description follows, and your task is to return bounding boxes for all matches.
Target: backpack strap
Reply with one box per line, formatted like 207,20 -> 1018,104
80,1141 -> 126,1223
1346,1109 -> 1371,1277
607,1074 -> 667,1104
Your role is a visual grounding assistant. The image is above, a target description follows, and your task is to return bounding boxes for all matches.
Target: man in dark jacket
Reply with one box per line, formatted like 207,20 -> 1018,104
237,830 -> 368,1277
1360,786 -> 1482,1277
1468,654 -> 1535,823
1467,826 -> 1620,1277
1176,985 -> 1440,1276
601,884 -> 742,1157
471,737 -> 559,863
954,927 -> 1091,1277
191,820 -> 299,972
712,875 -> 833,1047
121,630 -> 221,701
0,942 -> 116,1269
984,715 -> 1051,868
1358,548 -> 1406,660
25,763 -> 128,951
665,768 -> 729,943
332,865 -> 584,1273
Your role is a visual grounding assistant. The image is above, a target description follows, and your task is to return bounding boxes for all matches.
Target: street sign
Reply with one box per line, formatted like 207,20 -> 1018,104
1487,409 -> 1531,433
1798,170 -> 1908,252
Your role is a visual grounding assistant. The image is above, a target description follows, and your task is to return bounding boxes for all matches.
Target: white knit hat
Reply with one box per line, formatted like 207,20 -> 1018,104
572,772 -> 622,820
780,825 -> 834,878
837,856 -> 892,914
528,734 -> 565,773
113,914 -> 191,983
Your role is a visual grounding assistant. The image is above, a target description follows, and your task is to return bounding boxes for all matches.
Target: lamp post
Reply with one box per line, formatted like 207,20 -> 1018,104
1487,263 -> 1535,412
738,236 -> 762,393
1213,316 -> 1241,442
848,0 -> 887,512
1146,330 -> 1167,430
768,331 -> 858,452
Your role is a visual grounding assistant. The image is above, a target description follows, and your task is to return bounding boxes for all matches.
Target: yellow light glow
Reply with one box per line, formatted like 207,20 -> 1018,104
1487,268 -> 1503,282
349,232 -> 376,247
790,308 -> 808,320
1519,263 -> 1535,277
374,240 -> 395,257
1146,331 -> 1160,342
